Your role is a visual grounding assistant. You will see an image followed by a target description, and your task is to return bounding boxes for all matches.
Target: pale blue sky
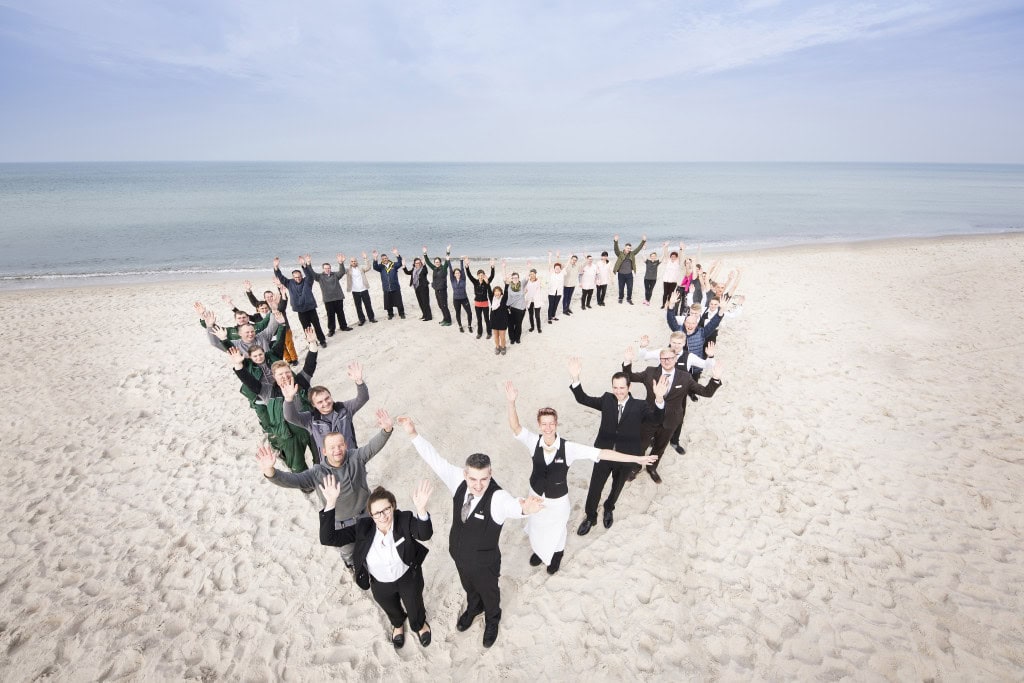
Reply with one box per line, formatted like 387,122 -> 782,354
1,0 -> 1022,162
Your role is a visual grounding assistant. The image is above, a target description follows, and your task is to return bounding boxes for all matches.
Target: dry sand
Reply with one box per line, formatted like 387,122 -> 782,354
0,234 -> 1021,681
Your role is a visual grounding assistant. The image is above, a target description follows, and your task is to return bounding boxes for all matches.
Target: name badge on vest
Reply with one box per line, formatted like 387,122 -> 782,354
473,512 -> 485,520
554,458 -> 565,464
394,537 -> 406,547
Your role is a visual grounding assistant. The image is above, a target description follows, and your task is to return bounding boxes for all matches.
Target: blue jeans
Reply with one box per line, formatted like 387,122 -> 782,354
617,273 -> 634,302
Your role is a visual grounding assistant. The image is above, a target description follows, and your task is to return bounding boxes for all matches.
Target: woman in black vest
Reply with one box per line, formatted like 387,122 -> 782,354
319,475 -> 435,649
503,381 -> 657,574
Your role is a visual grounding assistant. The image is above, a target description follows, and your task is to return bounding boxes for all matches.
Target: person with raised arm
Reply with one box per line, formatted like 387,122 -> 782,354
579,254 -> 597,310
621,345 -> 724,484
568,355 -> 667,536
464,257 -> 496,340
546,251 -> 565,323
489,284 -> 510,355
372,248 -> 405,320
282,361 -> 370,462
274,255 -> 327,347
561,254 -> 581,316
395,416 -> 544,648
313,253 -> 354,337
205,308 -> 285,358
665,290 -> 725,374
319,475 -> 435,649
523,266 -> 543,334
423,245 -> 453,327
256,408 -> 395,567
595,251 -> 612,306
660,242 -> 685,308
403,253 -> 433,322
242,280 -> 300,363
612,233 -> 646,305
502,260 -> 527,345
449,255 -> 472,333
641,247 -> 661,306
345,252 -> 378,325
503,380 -> 657,574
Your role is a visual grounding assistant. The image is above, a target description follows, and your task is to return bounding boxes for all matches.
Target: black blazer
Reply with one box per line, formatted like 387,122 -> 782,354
570,383 -> 663,455
622,363 -> 721,428
404,266 -> 431,291
319,508 -> 432,590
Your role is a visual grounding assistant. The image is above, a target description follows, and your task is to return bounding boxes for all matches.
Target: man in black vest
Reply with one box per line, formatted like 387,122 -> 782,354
396,416 -> 543,648
568,356 -> 668,536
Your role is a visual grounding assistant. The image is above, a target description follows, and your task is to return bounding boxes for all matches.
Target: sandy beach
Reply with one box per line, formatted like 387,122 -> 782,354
1,233 -> 1022,681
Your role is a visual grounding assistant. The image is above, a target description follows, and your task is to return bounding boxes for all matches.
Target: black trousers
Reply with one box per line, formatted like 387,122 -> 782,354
370,566 -> 427,631
474,305 -> 491,334
383,290 -> 405,318
453,298 -> 471,328
527,304 -> 542,332
412,286 -> 432,320
643,279 -> 657,303
547,294 -> 561,321
661,282 -> 676,308
351,290 -> 376,322
456,560 -> 502,624
508,307 -> 526,343
617,273 -> 634,302
596,284 -> 608,305
434,288 -> 452,323
324,299 -> 349,332
581,288 -> 594,309
562,286 -> 575,313
583,460 -> 632,520
296,309 -> 326,343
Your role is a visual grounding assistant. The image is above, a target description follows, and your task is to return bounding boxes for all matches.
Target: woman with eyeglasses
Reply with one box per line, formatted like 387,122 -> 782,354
319,475 -> 436,649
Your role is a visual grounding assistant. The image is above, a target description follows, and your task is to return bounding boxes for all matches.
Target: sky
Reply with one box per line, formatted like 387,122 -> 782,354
1,0 -> 1022,162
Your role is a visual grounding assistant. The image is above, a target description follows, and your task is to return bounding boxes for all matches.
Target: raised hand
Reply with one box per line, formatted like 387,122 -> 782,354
653,374 -> 669,402
376,408 -> 393,432
391,247 -> 399,256
504,380 -> 518,403
226,346 -> 245,370
273,256 -> 280,269
255,444 -> 278,475
273,310 -> 286,323
623,346 -> 636,363
613,234 -> 619,242
337,253 -> 345,263
705,340 -> 716,358
243,279 -> 253,291
202,310 -> 217,327
361,251 -> 368,259
641,233 -> 647,241
711,359 -> 724,381
411,479 -> 434,516
396,416 -> 418,437
638,334 -> 650,349
446,243 -> 451,252
372,249 -> 379,258
667,290 -> 680,308
662,241 -> 669,248
320,473 -> 341,508
211,325 -> 228,341
304,325 -> 318,346
303,254 -> 311,264
422,245 -> 428,254
279,375 -> 298,401
347,361 -> 364,384
489,258 -> 496,267
193,301 -> 206,316
567,355 -> 582,381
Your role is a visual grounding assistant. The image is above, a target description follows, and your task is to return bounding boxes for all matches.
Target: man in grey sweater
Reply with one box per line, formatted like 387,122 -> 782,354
256,407 -> 395,567
313,254 -> 353,336
282,361 -> 369,463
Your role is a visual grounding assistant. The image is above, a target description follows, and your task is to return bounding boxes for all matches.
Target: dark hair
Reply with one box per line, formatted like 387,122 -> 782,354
322,262 -> 331,268
309,385 -> 330,400
536,407 -> 558,422
553,262 -> 562,269
263,290 -> 274,297
624,243 -> 632,248
600,251 -> 609,257
670,251 -> 679,258
291,269 -> 302,276
366,486 -> 397,516
465,453 -> 491,470
611,371 -> 630,385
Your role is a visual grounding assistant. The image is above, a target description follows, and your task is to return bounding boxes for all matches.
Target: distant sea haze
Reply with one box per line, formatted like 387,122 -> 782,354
1,162 -> 1022,284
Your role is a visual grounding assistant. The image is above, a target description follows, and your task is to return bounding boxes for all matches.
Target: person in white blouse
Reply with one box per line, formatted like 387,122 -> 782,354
503,381 -> 657,574
524,268 -> 544,334
395,416 -> 544,648
319,475 -> 435,649
546,251 -> 566,323
579,254 -> 598,309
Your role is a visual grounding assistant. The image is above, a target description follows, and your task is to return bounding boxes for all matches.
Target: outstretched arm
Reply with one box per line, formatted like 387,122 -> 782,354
396,417 -> 463,495
504,380 -> 523,436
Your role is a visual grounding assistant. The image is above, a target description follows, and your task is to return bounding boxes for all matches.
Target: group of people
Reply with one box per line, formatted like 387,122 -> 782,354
196,235 -> 746,650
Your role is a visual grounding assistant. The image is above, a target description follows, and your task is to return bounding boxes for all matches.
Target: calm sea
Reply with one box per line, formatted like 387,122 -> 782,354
1,162 -> 1022,287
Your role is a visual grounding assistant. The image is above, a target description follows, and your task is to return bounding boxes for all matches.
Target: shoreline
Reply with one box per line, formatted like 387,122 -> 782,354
2,229 -> 1021,293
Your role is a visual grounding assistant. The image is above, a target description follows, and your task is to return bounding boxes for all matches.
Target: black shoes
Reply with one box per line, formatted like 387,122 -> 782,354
476,332 -> 482,339
319,340 -> 327,347
328,330 -> 335,337
456,610 -> 480,632
647,466 -> 662,484
529,553 -> 543,566
358,321 -> 366,326
672,443 -> 686,455
482,621 -> 500,648
626,465 -> 640,482
392,628 -> 405,649
577,517 -> 596,536
547,551 -> 563,575
418,623 -> 431,647
603,509 -> 614,529
340,326 -> 353,332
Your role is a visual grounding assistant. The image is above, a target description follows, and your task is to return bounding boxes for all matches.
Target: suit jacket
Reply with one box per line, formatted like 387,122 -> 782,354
404,265 -> 431,291
622,363 -> 721,429
570,383 -> 663,455
319,508 -> 432,590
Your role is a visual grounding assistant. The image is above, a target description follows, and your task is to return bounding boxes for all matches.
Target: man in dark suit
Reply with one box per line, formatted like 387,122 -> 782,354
568,356 -> 668,535
622,345 -> 724,484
